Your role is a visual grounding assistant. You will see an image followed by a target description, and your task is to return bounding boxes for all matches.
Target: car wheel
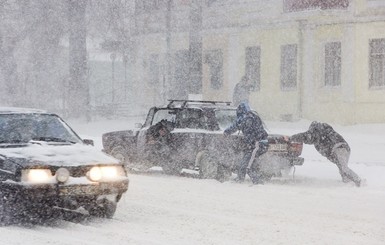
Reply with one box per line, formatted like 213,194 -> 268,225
0,191 -> 22,225
281,166 -> 294,176
0,192 -> 12,225
196,150 -> 218,179
110,145 -> 129,165
215,163 -> 232,182
88,199 -> 117,219
259,173 -> 273,182
110,145 -> 142,171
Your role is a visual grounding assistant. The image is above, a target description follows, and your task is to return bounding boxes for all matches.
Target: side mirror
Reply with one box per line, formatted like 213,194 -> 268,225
134,123 -> 143,128
83,139 -> 94,146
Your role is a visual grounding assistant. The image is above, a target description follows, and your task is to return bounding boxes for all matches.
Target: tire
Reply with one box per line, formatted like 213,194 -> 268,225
281,166 -> 294,176
196,150 -> 218,179
259,172 -> 273,182
110,145 -> 146,171
257,153 -> 293,181
0,191 -> 25,225
88,199 -> 117,219
110,145 -> 129,165
0,192 -> 13,226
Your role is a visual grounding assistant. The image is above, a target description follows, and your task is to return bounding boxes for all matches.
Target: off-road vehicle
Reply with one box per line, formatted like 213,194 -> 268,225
102,100 -> 304,181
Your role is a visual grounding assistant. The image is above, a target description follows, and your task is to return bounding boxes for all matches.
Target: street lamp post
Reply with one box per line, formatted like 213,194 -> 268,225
123,53 -> 128,101
110,52 -> 116,104
189,0 -> 203,96
165,0 -> 172,103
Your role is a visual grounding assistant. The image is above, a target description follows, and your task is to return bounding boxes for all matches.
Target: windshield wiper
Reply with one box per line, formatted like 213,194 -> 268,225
31,137 -> 76,144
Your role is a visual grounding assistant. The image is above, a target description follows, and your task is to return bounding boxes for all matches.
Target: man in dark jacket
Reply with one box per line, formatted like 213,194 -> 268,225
232,75 -> 252,107
145,119 -> 175,165
224,102 -> 268,184
290,121 -> 361,187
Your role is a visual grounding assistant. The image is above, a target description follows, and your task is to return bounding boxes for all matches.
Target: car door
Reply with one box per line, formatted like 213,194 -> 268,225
137,108 -> 176,151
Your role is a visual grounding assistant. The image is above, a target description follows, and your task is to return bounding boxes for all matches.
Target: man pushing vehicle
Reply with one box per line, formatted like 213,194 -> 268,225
224,102 -> 268,184
290,121 -> 361,187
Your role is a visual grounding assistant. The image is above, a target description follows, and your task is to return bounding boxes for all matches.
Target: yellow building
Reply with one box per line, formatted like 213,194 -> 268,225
132,0 -> 385,124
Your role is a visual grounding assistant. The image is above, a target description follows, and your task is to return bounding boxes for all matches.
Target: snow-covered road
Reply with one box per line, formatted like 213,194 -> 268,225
0,119 -> 384,245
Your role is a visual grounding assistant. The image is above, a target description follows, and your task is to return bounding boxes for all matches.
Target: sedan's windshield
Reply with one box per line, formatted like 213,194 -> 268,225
0,113 -> 82,144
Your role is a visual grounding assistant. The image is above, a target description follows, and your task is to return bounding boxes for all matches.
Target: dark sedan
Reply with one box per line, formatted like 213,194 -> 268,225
0,107 -> 129,224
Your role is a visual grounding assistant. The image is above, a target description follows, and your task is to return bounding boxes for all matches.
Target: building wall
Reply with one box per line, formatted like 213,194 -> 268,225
201,25 -> 302,121
249,27 -> 300,121
354,20 -> 385,123
302,23 -> 354,124
131,0 -> 385,124
300,13 -> 385,124
200,0 -> 385,124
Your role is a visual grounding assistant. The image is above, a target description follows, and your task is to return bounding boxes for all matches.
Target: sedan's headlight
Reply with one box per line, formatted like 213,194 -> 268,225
87,166 -> 126,182
21,169 -> 53,183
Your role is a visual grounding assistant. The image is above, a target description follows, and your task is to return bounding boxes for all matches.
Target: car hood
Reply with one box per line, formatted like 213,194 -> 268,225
0,143 -> 119,166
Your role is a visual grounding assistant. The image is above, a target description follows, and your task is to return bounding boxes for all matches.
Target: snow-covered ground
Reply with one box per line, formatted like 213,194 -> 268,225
0,119 -> 384,245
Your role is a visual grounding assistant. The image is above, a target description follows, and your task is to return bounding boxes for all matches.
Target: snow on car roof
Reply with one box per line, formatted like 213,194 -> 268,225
0,107 -> 48,114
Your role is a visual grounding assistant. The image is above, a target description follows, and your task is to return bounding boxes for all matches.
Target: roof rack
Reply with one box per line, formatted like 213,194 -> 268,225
167,99 -> 232,109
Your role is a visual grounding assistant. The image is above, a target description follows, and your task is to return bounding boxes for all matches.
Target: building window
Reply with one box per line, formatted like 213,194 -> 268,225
280,44 -> 297,90
204,49 -> 223,90
283,0 -> 349,12
369,38 -> 385,88
324,42 -> 341,87
148,54 -> 159,85
245,46 -> 261,91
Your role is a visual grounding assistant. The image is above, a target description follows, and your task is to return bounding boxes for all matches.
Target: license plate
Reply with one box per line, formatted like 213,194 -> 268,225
59,185 -> 98,196
269,144 -> 287,151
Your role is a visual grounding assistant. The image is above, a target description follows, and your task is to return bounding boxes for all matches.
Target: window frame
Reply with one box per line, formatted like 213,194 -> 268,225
204,49 -> 224,90
324,41 -> 342,87
369,38 -> 385,89
245,46 -> 261,91
280,44 -> 298,90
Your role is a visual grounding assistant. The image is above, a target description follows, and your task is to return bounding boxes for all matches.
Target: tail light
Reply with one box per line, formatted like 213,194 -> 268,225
288,142 -> 303,156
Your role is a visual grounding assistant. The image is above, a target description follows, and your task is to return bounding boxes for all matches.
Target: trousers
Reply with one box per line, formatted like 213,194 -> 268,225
237,141 -> 268,183
332,147 -> 361,186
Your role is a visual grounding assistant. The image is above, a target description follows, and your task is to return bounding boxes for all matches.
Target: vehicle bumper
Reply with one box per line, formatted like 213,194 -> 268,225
1,179 -> 129,204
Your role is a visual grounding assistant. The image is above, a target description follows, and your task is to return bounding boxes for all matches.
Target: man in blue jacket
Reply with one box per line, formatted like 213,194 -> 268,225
224,102 -> 268,184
